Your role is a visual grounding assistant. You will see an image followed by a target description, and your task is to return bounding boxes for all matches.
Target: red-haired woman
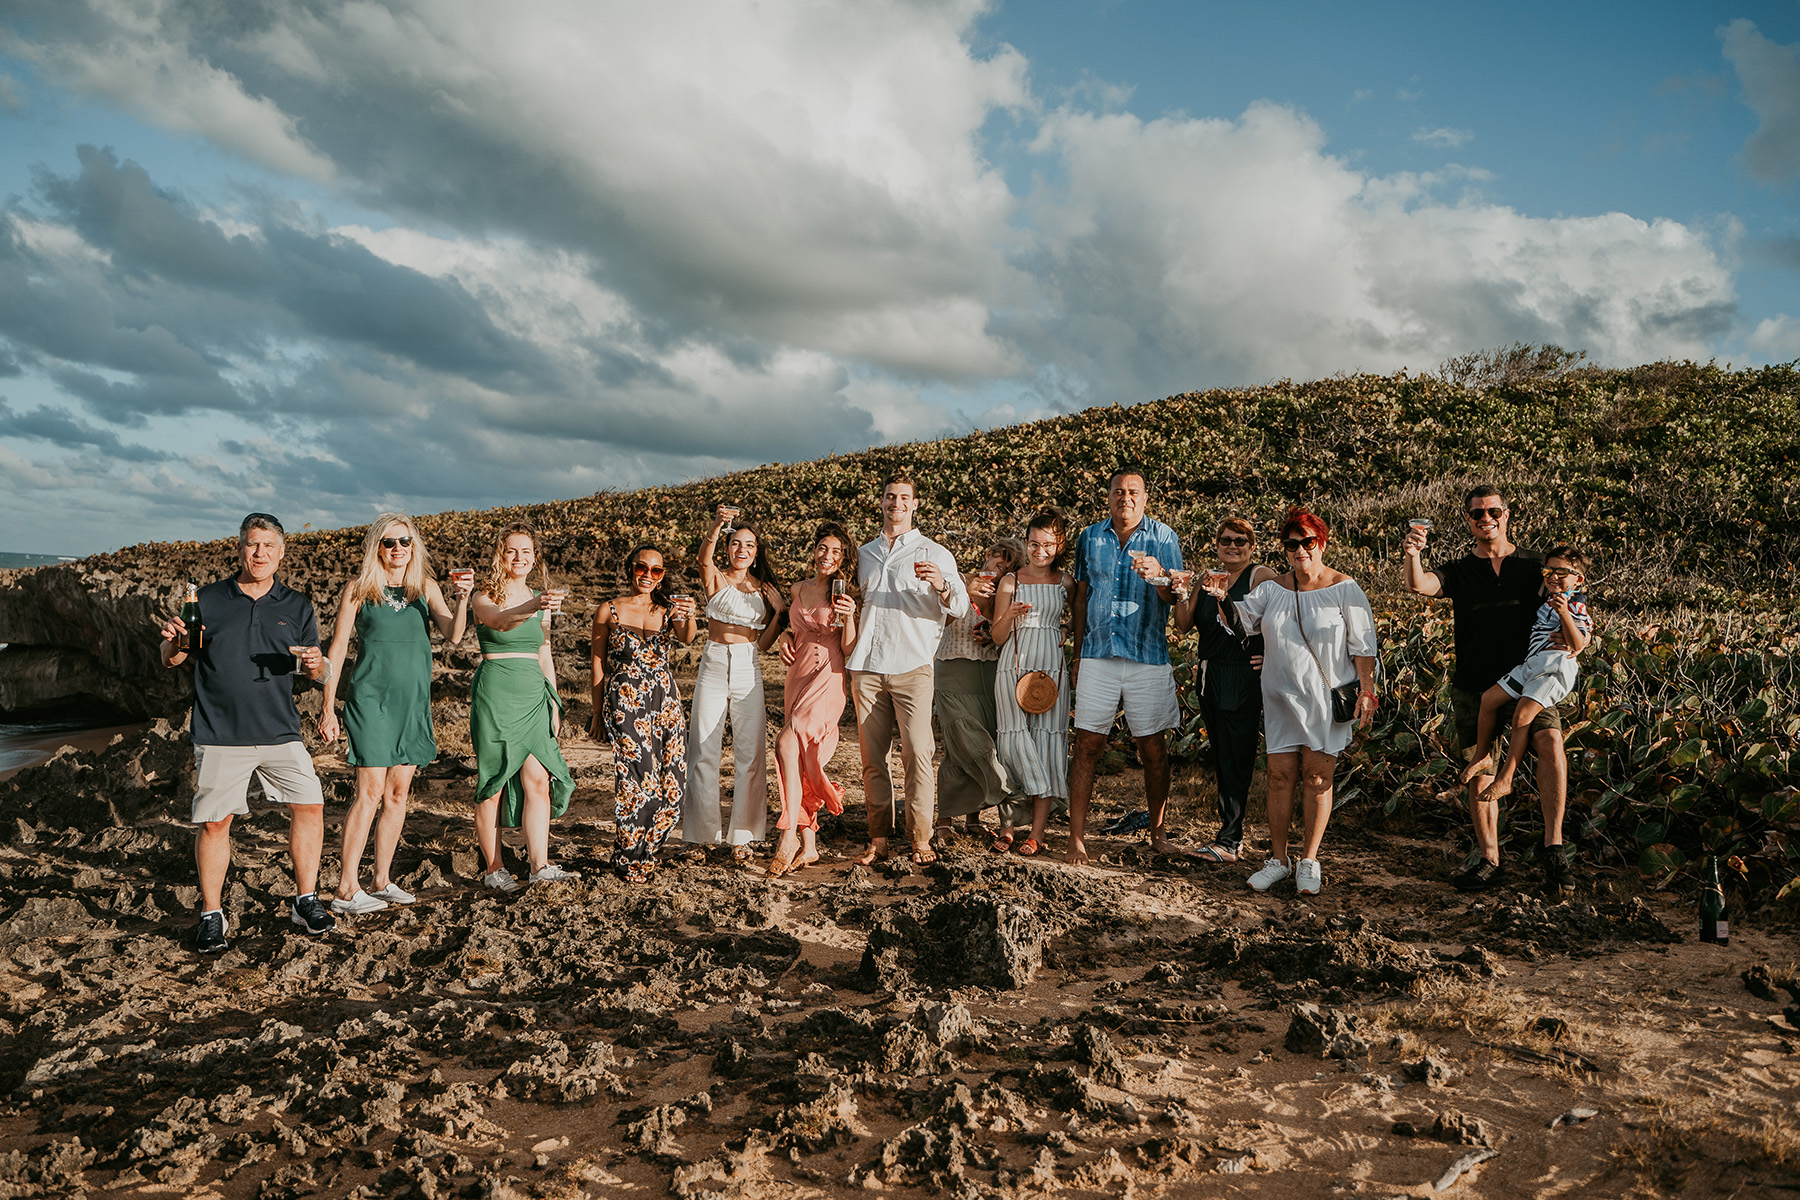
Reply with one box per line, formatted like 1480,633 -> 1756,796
1209,508 -> 1376,897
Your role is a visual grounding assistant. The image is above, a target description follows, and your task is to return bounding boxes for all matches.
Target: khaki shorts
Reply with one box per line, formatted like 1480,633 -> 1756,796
1073,658 -> 1180,738
1450,684 -> 1563,757
191,742 -> 325,824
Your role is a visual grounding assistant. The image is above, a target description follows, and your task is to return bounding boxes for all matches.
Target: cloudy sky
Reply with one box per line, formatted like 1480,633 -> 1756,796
0,0 -> 1795,554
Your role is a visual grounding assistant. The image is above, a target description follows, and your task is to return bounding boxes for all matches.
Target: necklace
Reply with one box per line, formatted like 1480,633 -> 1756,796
382,585 -> 409,612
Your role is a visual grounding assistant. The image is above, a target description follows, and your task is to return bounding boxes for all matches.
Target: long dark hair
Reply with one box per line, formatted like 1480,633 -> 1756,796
719,519 -> 783,590
622,543 -> 673,610
810,521 -> 859,591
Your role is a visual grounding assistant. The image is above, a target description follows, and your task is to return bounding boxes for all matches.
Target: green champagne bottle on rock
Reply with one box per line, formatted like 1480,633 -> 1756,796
1698,856 -> 1729,946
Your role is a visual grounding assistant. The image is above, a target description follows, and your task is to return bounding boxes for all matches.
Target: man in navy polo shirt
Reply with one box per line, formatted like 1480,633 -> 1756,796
158,512 -> 336,953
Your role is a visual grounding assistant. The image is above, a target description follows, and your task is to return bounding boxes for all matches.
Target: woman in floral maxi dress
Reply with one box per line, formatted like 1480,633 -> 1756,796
589,544 -> 698,881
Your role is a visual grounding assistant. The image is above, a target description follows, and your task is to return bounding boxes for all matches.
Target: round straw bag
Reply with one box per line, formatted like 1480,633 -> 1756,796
1011,626 -> 1059,715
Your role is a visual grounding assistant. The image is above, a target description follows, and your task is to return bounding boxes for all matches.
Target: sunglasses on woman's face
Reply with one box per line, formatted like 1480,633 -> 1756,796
379,536 -> 413,549
1467,506 -> 1507,520
1281,535 -> 1319,552
1217,535 -> 1251,548
631,562 -> 666,579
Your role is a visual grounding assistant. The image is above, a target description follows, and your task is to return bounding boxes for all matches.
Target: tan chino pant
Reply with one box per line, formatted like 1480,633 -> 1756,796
849,665 -> 936,845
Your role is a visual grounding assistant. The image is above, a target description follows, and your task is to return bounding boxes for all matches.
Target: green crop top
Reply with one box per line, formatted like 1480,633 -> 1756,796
476,603 -> 548,653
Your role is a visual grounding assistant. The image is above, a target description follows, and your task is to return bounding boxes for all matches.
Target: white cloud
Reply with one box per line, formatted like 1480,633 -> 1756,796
1411,126 -> 1473,148
1016,102 -> 1733,390
1747,314 -> 1800,359
1721,18 -> 1800,183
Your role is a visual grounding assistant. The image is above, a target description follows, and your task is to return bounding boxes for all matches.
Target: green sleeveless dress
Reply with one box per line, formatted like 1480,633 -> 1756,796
344,587 -> 437,768
471,604 -> 574,827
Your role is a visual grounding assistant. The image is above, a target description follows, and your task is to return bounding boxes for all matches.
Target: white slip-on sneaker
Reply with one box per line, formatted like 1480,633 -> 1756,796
529,864 -> 579,884
482,868 -> 521,894
329,889 -> 388,915
370,882 -> 416,905
1248,858 -> 1292,892
1295,858 -> 1323,895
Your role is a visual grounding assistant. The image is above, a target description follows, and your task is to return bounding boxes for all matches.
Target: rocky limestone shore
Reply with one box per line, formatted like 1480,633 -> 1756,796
0,720 -> 1797,1198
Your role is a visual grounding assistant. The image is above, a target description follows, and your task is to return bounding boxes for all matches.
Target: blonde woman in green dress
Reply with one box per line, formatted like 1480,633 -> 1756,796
320,514 -> 472,914
469,523 -> 577,892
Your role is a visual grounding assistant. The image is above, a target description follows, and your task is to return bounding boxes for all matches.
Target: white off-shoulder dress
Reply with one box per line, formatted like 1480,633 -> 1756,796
1232,579 -> 1377,756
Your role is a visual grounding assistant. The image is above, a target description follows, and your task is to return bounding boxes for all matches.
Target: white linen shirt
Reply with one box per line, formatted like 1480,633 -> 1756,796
845,528 -> 970,675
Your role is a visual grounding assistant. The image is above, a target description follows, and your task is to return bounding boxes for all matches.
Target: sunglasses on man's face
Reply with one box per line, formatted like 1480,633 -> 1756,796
1217,535 -> 1251,548
379,536 -> 413,549
1467,506 -> 1507,520
1281,536 -> 1319,552
631,562 -> 666,579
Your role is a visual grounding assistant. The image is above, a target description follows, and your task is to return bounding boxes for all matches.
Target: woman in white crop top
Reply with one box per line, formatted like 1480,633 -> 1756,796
683,506 -> 786,856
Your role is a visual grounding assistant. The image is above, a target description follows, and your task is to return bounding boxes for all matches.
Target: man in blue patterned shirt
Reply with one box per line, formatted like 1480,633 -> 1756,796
1066,466 -> 1187,865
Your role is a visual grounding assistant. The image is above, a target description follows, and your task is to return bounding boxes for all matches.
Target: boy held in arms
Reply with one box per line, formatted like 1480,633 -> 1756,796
1459,545 -> 1593,804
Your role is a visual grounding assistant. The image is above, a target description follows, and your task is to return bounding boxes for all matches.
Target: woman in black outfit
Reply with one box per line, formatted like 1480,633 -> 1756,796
1176,517 -> 1278,863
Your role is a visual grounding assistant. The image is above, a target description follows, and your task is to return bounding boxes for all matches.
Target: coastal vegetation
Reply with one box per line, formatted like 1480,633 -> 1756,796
49,352 -> 1800,906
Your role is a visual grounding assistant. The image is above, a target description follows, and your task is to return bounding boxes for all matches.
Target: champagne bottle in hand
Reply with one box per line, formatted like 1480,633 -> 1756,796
180,580 -> 204,654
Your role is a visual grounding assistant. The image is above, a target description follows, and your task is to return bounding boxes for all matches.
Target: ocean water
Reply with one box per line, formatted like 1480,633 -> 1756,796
0,551 -> 76,570
0,718 -> 100,776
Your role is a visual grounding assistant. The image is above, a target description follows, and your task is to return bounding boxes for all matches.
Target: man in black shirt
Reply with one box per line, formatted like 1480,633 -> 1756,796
157,513 -> 337,953
1403,486 -> 1573,895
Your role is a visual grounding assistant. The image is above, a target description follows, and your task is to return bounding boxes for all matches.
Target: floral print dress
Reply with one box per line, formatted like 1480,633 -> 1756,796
603,616 -> 688,881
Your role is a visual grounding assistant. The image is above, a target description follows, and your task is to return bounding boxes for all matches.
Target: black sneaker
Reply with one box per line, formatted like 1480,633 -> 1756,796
1453,856 -> 1507,892
290,894 -> 337,935
193,910 -> 230,955
1542,846 -> 1575,898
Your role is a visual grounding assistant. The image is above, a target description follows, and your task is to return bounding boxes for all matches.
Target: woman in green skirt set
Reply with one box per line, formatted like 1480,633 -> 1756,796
468,523 -> 577,892
321,513 -> 473,914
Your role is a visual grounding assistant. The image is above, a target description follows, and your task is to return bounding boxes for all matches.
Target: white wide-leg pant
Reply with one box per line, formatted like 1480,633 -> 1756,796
683,641 -> 769,845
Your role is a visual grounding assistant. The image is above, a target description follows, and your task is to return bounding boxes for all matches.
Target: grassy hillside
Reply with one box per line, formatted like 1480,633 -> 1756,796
82,356 -> 1800,904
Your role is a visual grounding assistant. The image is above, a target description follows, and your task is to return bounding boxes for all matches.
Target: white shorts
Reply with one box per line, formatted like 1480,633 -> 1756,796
191,742 -> 325,824
1072,658 -> 1180,737
1497,649 -> 1579,710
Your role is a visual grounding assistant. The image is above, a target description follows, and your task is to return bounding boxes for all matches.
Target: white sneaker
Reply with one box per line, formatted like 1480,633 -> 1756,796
482,868 -> 521,894
370,882 -> 416,905
529,864 -> 579,884
1295,858 -> 1322,895
1248,858 -> 1292,892
329,889 -> 388,915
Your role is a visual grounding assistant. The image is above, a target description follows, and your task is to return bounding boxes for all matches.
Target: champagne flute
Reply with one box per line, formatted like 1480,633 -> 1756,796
830,579 -> 848,629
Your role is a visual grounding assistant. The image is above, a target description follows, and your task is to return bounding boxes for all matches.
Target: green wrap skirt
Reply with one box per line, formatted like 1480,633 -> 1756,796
470,657 -> 574,828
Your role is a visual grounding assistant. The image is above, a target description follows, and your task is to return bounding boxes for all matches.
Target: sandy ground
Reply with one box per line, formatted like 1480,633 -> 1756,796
0,659 -> 1796,1199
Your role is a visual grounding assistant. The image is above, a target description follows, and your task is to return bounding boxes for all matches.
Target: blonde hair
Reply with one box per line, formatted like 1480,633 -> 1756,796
350,513 -> 430,609
483,522 -> 549,603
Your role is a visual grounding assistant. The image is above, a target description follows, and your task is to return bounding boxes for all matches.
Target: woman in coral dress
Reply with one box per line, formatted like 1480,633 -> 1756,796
768,522 -> 860,877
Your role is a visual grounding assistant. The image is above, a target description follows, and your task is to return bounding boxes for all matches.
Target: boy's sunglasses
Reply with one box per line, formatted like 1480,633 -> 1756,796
379,536 -> 413,549
1542,567 -> 1580,578
1281,536 -> 1319,551
1216,535 -> 1251,547
1467,506 -> 1507,519
631,562 -> 667,579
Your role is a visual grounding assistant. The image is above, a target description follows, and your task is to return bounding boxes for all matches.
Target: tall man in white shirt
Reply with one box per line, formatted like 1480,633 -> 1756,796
845,471 -> 970,866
